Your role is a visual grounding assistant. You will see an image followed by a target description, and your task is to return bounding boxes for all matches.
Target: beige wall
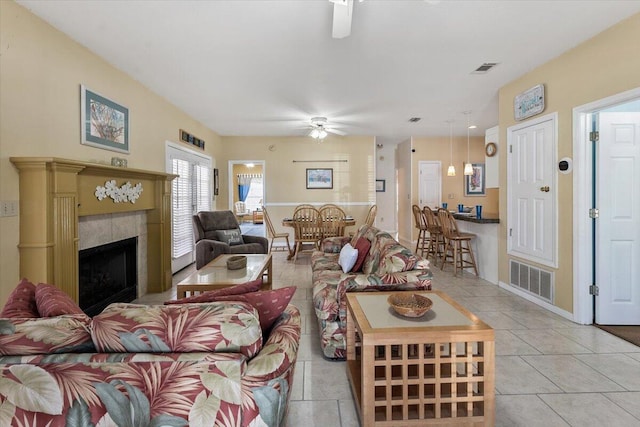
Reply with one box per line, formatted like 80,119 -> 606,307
410,135 -> 498,242
218,135 -> 376,239
0,1 -> 221,305
497,13 -> 640,313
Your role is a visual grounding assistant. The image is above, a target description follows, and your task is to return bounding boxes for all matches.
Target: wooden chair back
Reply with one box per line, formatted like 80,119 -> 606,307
318,204 -> 346,238
292,206 -> 322,244
262,205 -> 277,238
365,205 -> 378,226
437,208 -> 457,239
412,205 -> 428,231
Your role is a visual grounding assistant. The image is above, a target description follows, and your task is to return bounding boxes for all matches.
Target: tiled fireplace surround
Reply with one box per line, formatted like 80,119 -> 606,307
79,211 -> 149,297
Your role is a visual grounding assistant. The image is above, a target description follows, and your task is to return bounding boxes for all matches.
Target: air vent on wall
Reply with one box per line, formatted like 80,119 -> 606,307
472,62 -> 499,74
509,259 -> 553,303
408,117 -> 421,123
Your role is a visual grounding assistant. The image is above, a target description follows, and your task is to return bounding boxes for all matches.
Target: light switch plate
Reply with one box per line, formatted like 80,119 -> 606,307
0,200 -> 19,217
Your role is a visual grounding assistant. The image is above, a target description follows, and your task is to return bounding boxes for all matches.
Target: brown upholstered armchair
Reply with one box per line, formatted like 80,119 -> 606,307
192,210 -> 269,269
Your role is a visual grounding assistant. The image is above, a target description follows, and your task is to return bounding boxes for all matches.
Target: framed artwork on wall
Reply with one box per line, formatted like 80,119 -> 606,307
306,168 -> 333,189
464,163 -> 486,196
376,179 -> 386,192
80,85 -> 129,153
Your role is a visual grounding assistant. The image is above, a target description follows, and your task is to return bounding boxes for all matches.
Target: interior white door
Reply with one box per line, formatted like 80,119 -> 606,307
596,111 -> 640,324
418,161 -> 441,209
507,115 -> 557,267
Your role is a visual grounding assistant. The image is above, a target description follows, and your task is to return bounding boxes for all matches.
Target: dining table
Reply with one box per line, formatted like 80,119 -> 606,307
282,216 -> 357,260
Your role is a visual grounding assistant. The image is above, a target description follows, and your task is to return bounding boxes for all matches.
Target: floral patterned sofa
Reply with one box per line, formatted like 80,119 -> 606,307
311,225 -> 433,359
0,300 -> 300,426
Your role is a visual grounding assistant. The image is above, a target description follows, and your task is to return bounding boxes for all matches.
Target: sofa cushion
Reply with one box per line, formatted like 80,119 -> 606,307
164,278 -> 262,305
91,302 -> 263,358
0,314 -> 94,355
0,278 -> 38,318
214,287 -> 297,333
215,228 -> 245,245
352,237 -> 371,272
338,243 -> 358,273
35,283 -> 84,317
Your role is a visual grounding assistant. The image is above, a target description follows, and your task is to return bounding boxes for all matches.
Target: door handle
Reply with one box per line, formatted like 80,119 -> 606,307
540,186 -> 550,192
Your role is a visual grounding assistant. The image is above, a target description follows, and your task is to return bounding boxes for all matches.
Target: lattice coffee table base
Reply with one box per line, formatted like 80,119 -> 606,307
346,291 -> 495,426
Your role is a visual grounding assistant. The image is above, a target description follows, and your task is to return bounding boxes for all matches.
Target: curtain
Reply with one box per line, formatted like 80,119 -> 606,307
237,174 -> 260,202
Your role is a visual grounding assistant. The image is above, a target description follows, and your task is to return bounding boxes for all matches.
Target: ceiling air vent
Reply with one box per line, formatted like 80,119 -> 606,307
408,117 -> 421,123
472,62 -> 499,74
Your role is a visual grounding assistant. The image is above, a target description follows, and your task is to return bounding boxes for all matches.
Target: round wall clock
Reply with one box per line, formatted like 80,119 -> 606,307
485,142 -> 497,157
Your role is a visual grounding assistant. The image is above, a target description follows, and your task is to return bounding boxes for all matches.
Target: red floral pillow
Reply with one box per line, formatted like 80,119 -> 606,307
164,278 -> 263,305
35,282 -> 84,317
352,237 -> 371,273
0,278 -> 38,318
215,286 -> 297,332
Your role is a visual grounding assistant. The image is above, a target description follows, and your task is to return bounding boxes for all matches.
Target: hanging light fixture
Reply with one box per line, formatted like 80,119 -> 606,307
463,111 -> 474,176
446,120 -> 456,176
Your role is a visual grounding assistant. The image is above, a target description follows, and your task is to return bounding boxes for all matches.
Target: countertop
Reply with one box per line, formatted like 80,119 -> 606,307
452,212 -> 500,224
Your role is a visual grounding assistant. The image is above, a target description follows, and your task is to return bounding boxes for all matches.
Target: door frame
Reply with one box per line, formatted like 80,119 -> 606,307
228,160 -> 266,211
572,87 -> 640,325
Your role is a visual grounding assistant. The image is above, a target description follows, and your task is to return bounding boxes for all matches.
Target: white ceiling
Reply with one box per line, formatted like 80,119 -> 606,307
17,0 -> 640,143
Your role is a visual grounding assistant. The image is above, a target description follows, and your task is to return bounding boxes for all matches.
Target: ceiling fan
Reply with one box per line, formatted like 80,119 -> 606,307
309,117 -> 347,140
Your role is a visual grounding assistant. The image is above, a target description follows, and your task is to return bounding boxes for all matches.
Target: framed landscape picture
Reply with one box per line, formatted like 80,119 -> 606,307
464,163 -> 485,196
81,85 -> 129,153
306,168 -> 333,189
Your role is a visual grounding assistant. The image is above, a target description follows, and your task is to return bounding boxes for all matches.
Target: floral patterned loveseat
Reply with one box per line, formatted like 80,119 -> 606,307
0,301 -> 300,426
311,225 -> 433,359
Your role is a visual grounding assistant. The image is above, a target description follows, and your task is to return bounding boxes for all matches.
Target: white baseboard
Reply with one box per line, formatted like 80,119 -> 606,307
498,281 -> 580,324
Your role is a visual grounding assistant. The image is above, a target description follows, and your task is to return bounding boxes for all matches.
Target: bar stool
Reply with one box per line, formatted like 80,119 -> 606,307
423,207 -> 444,265
412,205 -> 430,256
437,208 -> 479,276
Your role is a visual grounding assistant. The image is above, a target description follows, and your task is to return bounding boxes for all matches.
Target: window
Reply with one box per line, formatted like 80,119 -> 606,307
166,143 -> 212,273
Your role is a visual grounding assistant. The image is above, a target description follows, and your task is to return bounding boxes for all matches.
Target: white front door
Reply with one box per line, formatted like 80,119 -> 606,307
507,114 -> 557,267
596,111 -> 640,324
418,161 -> 441,209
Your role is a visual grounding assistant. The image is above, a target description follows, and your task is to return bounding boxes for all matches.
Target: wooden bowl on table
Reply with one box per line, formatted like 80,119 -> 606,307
387,293 -> 433,318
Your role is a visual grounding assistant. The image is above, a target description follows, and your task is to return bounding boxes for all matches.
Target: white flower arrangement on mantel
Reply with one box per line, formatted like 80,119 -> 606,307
95,180 -> 143,203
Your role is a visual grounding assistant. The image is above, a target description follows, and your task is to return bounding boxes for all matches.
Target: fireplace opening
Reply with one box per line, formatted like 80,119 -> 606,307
79,237 -> 137,316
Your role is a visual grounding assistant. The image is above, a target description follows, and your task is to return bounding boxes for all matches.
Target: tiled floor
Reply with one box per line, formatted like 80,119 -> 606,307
136,250 -> 640,427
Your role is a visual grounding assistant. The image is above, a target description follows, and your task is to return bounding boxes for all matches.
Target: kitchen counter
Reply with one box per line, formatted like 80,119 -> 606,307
452,212 -> 500,224
451,212 -> 500,284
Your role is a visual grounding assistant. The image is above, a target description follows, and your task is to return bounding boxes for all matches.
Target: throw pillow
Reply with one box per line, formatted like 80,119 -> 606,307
338,243 -> 359,273
0,278 -> 39,318
215,228 -> 245,246
215,286 -> 296,332
352,237 -> 371,273
164,278 -> 263,305
35,282 -> 84,317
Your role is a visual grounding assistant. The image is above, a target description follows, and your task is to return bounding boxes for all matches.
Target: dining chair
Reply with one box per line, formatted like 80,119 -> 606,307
423,206 -> 444,265
412,204 -> 429,256
262,205 -> 292,255
318,204 -> 346,239
349,204 -> 377,238
437,208 -> 478,276
292,206 -> 322,261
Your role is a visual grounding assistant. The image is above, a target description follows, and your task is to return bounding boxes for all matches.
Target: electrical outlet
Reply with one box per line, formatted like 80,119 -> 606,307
448,193 -> 455,199
0,200 -> 19,217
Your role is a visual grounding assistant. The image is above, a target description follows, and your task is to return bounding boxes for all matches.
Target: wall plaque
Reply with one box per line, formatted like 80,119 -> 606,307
514,84 -> 545,121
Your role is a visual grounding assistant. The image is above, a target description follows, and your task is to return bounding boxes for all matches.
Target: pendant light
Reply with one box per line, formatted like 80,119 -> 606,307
446,120 -> 456,176
463,111 -> 474,176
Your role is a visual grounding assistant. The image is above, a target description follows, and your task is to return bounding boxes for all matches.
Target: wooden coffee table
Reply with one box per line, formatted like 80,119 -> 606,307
346,290 -> 495,426
176,254 -> 272,298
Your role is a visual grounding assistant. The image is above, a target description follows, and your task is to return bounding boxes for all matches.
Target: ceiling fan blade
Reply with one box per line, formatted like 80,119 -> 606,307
332,0 -> 353,39
327,127 -> 347,136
